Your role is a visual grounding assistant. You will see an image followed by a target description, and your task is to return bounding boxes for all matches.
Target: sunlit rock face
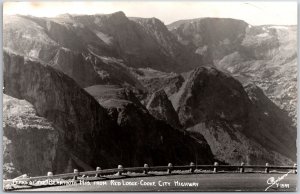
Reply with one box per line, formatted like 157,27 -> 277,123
3,94 -> 59,179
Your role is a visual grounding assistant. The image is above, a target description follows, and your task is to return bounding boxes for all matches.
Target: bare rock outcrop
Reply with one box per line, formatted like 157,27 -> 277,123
173,67 -> 295,165
3,94 -> 59,179
146,89 -> 181,129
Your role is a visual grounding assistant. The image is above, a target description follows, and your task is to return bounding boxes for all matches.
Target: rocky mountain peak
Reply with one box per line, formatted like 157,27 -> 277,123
174,67 -> 249,127
93,11 -> 129,26
146,89 -> 181,129
169,18 -> 297,126
107,11 -> 126,17
130,17 -> 166,29
172,67 -> 295,164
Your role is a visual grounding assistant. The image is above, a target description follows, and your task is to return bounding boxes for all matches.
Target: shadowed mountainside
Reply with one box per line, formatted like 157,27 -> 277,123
85,84 -> 214,166
4,13 -> 204,90
3,51 -> 214,178
3,50 -> 123,177
171,67 -> 295,165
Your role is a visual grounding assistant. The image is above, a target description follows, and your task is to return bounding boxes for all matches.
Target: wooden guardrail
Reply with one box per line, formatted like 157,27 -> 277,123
9,162 -> 297,184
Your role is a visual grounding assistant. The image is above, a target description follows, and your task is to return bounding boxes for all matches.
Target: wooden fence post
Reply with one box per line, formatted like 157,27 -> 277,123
73,169 -> 79,180
117,165 -> 124,176
143,164 -> 149,175
294,164 -> 297,174
190,162 -> 196,173
240,162 -> 245,173
167,163 -> 173,174
47,172 -> 53,176
213,162 -> 218,173
265,163 -> 269,173
95,167 -> 101,177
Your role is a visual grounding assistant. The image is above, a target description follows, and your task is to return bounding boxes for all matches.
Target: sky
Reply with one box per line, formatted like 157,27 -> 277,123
3,1 -> 298,25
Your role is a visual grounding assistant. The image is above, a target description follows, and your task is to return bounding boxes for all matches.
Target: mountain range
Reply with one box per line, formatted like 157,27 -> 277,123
168,18 -> 297,124
3,12 -> 297,179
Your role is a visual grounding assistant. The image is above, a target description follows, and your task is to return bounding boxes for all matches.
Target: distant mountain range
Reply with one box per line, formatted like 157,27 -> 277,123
168,18 -> 297,124
3,12 -> 296,179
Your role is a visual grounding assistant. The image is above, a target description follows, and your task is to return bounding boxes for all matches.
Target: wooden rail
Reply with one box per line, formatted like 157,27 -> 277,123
10,162 -> 297,184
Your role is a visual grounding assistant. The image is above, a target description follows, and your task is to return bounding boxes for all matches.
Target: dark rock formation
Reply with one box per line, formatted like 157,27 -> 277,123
130,17 -> 206,70
3,51 -> 215,178
85,84 -> 214,167
173,67 -> 295,165
244,83 -> 296,152
146,89 -> 181,129
3,50 -> 126,177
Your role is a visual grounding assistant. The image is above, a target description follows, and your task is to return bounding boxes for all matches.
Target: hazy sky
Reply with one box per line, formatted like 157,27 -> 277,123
4,1 -> 298,25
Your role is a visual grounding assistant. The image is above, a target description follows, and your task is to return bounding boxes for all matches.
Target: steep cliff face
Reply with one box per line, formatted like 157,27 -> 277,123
3,50 -> 128,176
70,13 -> 205,72
169,18 -> 297,124
172,67 -> 295,165
3,94 -> 59,179
173,67 -> 250,126
146,89 -> 181,129
51,48 -> 101,87
85,85 -> 215,166
52,47 -> 145,91
244,83 -> 296,153
130,17 -> 181,57
130,17 -> 206,70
